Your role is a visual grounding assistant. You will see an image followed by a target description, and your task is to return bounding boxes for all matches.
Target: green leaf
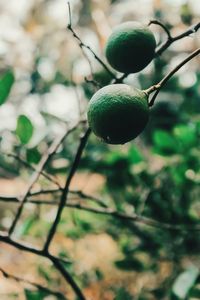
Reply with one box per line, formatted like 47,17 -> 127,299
16,115 -> 34,144
114,288 -> 132,300
0,70 -> 15,105
16,216 -> 36,237
172,266 -> 199,299
128,146 -> 144,164
25,289 -> 49,300
25,289 -> 66,300
173,124 -> 196,148
26,148 -> 41,164
189,287 -> 200,298
115,257 -> 144,272
153,130 -> 177,155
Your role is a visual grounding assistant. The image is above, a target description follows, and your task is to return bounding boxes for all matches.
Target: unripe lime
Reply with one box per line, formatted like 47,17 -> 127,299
105,21 -> 156,73
87,84 -> 149,144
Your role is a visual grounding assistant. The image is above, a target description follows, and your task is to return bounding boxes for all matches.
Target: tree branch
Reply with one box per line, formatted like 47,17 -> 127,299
50,257 -> 86,300
145,47 -> 200,106
149,19 -> 172,40
155,21 -> 200,56
0,233 -> 87,299
6,153 -> 62,189
44,128 -> 91,250
0,267 -> 67,299
0,196 -> 199,231
0,187 -> 108,208
67,2 -> 116,80
8,121 -> 80,236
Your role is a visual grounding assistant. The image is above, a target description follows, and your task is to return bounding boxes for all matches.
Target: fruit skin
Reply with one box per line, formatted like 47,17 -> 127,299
87,84 -> 149,144
105,21 -> 156,73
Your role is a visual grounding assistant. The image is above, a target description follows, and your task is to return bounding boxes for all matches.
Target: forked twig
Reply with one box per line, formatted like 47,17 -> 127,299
145,47 -> 200,106
67,1 -> 116,80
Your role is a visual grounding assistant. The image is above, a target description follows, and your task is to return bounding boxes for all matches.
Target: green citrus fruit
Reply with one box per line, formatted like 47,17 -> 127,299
87,84 -> 149,144
105,21 -> 156,73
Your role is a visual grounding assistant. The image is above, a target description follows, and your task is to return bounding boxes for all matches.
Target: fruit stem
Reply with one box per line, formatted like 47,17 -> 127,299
144,47 -> 200,106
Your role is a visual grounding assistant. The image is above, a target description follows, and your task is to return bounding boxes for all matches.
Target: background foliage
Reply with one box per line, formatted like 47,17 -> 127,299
0,0 -> 199,299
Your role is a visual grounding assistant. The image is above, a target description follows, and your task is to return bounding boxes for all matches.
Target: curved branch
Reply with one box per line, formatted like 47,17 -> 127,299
155,21 -> 200,56
145,47 -> 200,106
149,19 -> 172,40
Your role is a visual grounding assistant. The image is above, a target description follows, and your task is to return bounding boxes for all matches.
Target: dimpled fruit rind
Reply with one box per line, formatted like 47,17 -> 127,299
105,21 -> 156,73
87,84 -> 149,144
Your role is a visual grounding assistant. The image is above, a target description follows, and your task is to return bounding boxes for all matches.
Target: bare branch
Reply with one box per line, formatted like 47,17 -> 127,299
84,76 -> 102,89
51,256 -> 86,300
44,128 -> 91,250
67,2 -> 116,80
8,121 -> 81,236
6,153 -> 62,189
64,203 -> 200,231
0,187 -> 108,208
155,21 -> 200,56
0,267 -> 67,299
145,47 -> 200,106
0,196 -> 199,231
0,234 -> 87,299
149,19 -> 172,40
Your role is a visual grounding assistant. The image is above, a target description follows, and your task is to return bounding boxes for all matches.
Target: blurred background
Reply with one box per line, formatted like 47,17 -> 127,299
0,0 -> 200,299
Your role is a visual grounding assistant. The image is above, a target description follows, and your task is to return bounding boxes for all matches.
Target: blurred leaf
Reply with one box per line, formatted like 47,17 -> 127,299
114,287 -> 132,300
26,148 -> 41,164
128,146 -> 144,164
25,289 -> 49,300
16,216 -> 36,237
115,257 -> 144,272
153,130 -> 177,154
189,286 -> 200,298
105,151 -> 125,165
173,124 -> 196,148
172,266 -> 199,299
0,70 -> 15,105
25,288 -> 65,300
38,265 -> 52,283
16,115 -> 34,144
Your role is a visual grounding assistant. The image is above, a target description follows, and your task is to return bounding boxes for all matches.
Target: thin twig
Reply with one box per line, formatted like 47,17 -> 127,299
84,76 -> 102,89
149,19 -> 172,40
145,47 -> 200,106
0,188 -> 108,208
6,153 -> 61,188
0,196 -> 199,231
8,121 -> 80,236
44,128 -> 91,250
67,1 -> 116,80
0,234 -> 86,299
155,21 -> 200,56
0,267 -> 67,299
64,203 -> 200,231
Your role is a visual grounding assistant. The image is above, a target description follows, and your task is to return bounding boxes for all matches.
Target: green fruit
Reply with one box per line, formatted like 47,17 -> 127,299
105,21 -> 156,73
87,84 -> 149,144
